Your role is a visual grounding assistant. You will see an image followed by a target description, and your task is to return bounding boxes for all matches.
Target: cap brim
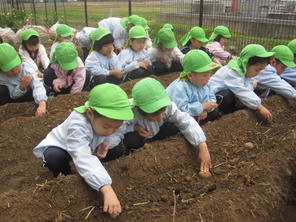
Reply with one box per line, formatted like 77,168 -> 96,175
163,41 -> 177,49
179,62 -> 220,78
60,32 -> 73,37
282,60 -> 296,68
59,59 -> 78,71
2,56 -> 21,72
197,37 -> 209,43
138,97 -> 171,113
257,51 -> 274,58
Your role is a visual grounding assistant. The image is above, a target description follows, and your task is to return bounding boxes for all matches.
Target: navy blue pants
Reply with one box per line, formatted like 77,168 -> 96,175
89,74 -> 123,90
152,61 -> 183,76
215,89 -> 237,114
123,122 -> 179,151
197,107 -> 220,125
0,85 -> 34,106
123,66 -> 154,82
43,144 -> 125,177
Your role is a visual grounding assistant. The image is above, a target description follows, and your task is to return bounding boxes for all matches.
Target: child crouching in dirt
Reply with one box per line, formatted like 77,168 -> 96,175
85,28 -> 123,88
0,43 -> 47,116
167,50 -> 221,125
123,77 -> 212,172
209,44 -> 274,121
253,45 -> 296,100
33,83 -> 134,216
44,42 -> 89,95
280,39 -> 296,87
19,28 -> 49,78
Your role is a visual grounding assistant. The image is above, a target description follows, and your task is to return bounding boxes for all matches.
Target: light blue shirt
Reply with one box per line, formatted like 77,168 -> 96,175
118,47 -> 151,75
0,63 -> 47,104
85,51 -> 120,76
254,65 -> 296,99
280,67 -> 296,87
113,102 -> 206,147
33,111 -> 121,191
76,27 -> 96,48
209,65 -> 261,110
98,17 -> 127,50
166,78 -> 216,116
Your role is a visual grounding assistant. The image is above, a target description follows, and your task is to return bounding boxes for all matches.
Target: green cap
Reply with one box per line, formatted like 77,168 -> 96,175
128,25 -> 148,39
132,77 -> 171,113
209,25 -> 231,42
120,15 -> 143,28
272,45 -> 296,68
56,24 -> 74,37
153,28 -> 177,49
179,26 -> 208,46
20,28 -> 39,41
162,23 -> 174,30
50,42 -> 78,70
180,49 -> 221,78
140,17 -> 149,30
228,44 -> 274,76
0,43 -> 21,72
89,27 -> 111,43
75,83 -> 134,120
287,39 -> 296,54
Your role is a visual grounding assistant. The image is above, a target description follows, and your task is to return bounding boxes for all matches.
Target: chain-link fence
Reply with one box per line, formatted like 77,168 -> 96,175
1,0 -> 295,52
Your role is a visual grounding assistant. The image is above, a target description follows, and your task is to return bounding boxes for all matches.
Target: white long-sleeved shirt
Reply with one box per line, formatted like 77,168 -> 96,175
280,67 -> 296,87
98,17 -> 128,50
76,27 -> 96,48
209,65 -> 261,110
166,78 -> 216,116
148,47 -> 184,69
118,47 -> 151,74
85,51 -> 120,76
113,102 -> 206,147
34,111 -> 115,191
254,65 -> 296,99
0,62 -> 47,104
19,44 -> 49,72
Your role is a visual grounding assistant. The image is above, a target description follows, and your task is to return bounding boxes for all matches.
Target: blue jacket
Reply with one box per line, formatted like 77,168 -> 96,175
166,78 -> 216,116
280,67 -> 296,87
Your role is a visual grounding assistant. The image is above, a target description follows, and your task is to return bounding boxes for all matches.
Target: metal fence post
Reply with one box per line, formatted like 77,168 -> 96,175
53,0 -> 58,22
199,0 -> 204,27
84,0 -> 88,26
128,0 -> 132,16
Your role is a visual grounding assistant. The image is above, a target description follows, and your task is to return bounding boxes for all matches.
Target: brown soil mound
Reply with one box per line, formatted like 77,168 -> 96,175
0,73 -> 295,222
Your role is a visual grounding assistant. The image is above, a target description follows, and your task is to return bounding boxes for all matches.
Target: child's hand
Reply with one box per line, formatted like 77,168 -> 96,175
100,185 -> 122,216
158,58 -> 169,64
53,82 -> 62,93
198,111 -> 208,122
134,124 -> 153,138
35,101 -> 46,117
252,80 -> 258,89
95,141 -> 109,159
20,75 -> 33,91
37,70 -> 44,78
197,142 -> 212,172
138,61 -> 149,69
109,70 -> 123,79
257,104 -> 272,121
202,101 -> 218,111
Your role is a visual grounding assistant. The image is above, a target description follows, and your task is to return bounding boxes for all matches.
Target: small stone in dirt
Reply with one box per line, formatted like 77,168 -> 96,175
185,176 -> 192,182
198,171 -> 212,178
244,142 -> 254,149
160,195 -> 168,202
110,213 -> 119,219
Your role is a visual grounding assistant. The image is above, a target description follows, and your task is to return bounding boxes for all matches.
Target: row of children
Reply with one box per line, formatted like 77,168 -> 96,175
32,41 -> 296,217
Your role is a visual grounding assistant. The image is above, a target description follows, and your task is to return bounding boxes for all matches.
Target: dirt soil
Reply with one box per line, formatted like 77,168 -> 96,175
0,72 -> 296,222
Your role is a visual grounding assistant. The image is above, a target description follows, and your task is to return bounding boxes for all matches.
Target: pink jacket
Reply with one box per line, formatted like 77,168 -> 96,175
51,57 -> 86,94
206,41 -> 231,65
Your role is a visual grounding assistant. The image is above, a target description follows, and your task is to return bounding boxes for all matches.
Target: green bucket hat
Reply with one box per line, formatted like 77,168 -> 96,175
56,24 -> 74,37
287,39 -> 296,54
128,25 -> 148,39
140,17 -> 149,30
179,27 -> 209,46
162,23 -> 174,30
75,83 -> 134,120
180,49 -> 220,78
209,25 -> 231,42
20,28 -> 39,41
50,42 -> 78,70
120,15 -> 143,28
132,77 -> 171,113
272,45 -> 296,68
0,43 -> 21,72
153,28 -> 177,49
89,27 -> 111,43
228,44 -> 274,76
